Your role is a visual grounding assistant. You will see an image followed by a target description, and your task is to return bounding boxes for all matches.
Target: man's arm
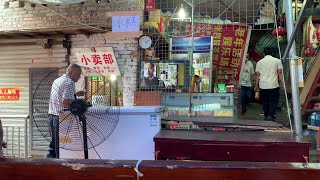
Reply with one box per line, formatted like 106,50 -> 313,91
62,99 -> 72,108
278,69 -> 285,90
254,72 -> 260,91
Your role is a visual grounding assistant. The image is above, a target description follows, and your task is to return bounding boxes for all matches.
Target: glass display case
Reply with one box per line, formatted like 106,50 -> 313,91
169,36 -> 213,93
161,93 -> 234,118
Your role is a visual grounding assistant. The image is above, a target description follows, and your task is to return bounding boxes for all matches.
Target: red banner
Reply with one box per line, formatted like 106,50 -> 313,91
145,0 -> 156,11
0,88 -> 20,101
183,23 -> 249,83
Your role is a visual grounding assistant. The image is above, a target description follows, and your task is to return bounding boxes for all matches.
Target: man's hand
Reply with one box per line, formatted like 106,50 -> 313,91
76,90 -> 85,96
280,83 -> 285,90
254,86 -> 260,92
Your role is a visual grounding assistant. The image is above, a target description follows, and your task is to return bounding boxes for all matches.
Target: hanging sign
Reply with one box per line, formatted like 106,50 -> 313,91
112,16 -> 140,32
0,88 -> 20,101
171,37 -> 212,51
75,49 -> 121,76
145,0 -> 156,11
298,58 -> 304,87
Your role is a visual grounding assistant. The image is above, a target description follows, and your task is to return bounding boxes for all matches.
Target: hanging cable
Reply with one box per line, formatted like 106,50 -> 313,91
272,0 -> 293,131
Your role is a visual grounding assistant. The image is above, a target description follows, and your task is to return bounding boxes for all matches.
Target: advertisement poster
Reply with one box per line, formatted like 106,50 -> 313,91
140,62 -> 180,88
171,36 -> 211,51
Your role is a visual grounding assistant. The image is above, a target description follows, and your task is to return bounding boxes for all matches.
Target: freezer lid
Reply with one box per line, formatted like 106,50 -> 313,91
88,106 -> 162,114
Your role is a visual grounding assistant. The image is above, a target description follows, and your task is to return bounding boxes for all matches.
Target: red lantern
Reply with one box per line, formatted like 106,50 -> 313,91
272,26 -> 287,37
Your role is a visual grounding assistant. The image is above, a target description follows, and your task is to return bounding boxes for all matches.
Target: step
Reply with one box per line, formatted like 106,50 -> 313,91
304,109 -> 320,114
310,96 -> 320,101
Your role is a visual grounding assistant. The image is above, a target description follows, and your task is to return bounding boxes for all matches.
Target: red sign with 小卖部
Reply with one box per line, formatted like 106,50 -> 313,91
0,88 -> 20,101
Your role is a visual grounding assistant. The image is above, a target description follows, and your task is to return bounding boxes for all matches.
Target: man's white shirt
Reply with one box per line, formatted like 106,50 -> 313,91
256,55 -> 283,89
240,60 -> 255,87
48,74 -> 76,115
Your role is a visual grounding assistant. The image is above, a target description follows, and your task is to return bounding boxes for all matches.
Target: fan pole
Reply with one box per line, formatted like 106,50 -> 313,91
81,114 -> 89,159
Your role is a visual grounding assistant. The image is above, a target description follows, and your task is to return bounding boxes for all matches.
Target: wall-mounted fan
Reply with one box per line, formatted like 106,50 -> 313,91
32,65 -> 120,159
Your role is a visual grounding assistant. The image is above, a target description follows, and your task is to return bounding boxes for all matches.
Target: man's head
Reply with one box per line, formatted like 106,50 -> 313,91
148,63 -> 155,78
66,64 -> 82,82
194,75 -> 201,85
264,48 -> 273,56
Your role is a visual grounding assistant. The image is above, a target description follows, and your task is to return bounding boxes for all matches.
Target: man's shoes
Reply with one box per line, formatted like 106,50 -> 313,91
45,153 -> 55,158
271,115 -> 278,119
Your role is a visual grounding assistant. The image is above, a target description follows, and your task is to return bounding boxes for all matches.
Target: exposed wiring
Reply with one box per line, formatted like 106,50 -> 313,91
134,160 -> 144,180
272,0 -> 293,131
41,4 -> 108,32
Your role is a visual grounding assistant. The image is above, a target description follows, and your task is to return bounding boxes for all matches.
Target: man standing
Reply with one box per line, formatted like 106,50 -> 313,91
255,48 -> 284,120
240,54 -> 255,115
46,64 -> 84,158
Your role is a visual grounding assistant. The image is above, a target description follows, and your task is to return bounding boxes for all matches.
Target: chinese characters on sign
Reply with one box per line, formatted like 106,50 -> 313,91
0,88 -> 20,101
112,16 -> 140,32
182,22 -> 249,84
75,51 -> 121,76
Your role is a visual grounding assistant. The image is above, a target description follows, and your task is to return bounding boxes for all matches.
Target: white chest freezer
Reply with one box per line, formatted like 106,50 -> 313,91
60,106 -> 162,160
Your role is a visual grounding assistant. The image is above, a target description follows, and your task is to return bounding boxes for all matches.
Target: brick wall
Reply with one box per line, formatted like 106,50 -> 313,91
70,33 -> 139,106
0,0 -> 144,106
0,0 -> 144,32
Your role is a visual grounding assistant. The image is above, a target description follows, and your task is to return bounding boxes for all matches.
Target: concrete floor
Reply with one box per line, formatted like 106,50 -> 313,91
240,102 -> 319,163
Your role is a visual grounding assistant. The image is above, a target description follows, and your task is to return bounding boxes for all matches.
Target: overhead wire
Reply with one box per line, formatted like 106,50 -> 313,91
271,0 -> 293,131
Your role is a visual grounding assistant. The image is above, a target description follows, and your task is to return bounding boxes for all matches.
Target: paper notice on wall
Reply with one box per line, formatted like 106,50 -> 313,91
298,58 -> 304,87
150,114 -> 158,126
112,16 -> 140,32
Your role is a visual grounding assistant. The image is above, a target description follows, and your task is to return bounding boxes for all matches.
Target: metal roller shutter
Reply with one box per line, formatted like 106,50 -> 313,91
0,37 -> 67,156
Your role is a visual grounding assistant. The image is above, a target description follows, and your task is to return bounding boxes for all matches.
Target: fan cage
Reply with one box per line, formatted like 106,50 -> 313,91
32,66 -> 120,151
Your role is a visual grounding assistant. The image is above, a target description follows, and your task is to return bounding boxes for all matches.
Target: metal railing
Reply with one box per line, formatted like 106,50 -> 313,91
1,115 -> 28,158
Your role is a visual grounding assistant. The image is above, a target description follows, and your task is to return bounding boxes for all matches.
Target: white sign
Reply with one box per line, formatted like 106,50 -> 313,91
112,16 -> 140,32
75,50 -> 121,76
298,58 -> 304,87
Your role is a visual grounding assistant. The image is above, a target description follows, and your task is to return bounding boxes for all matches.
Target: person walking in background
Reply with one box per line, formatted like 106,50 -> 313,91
254,48 -> 284,120
46,64 -> 85,158
240,54 -> 255,115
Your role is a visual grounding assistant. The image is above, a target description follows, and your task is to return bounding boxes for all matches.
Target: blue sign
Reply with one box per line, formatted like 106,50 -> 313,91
112,16 -> 140,32
172,37 -> 211,51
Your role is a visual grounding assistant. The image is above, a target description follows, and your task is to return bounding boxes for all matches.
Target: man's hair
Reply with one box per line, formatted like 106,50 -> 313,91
149,63 -> 155,69
264,48 -> 273,55
67,64 -> 81,73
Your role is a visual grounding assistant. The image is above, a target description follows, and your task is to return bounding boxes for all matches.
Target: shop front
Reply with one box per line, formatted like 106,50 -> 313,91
136,22 -> 251,121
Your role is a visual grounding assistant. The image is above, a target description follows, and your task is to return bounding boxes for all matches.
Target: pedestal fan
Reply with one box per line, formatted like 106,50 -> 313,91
32,66 -> 120,159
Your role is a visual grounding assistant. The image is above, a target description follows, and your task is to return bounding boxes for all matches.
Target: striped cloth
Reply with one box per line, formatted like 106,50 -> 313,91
48,74 -> 76,115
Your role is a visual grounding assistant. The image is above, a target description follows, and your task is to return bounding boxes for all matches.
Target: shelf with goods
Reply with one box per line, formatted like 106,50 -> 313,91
192,65 -> 210,92
162,93 -> 235,119
212,65 -> 238,94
